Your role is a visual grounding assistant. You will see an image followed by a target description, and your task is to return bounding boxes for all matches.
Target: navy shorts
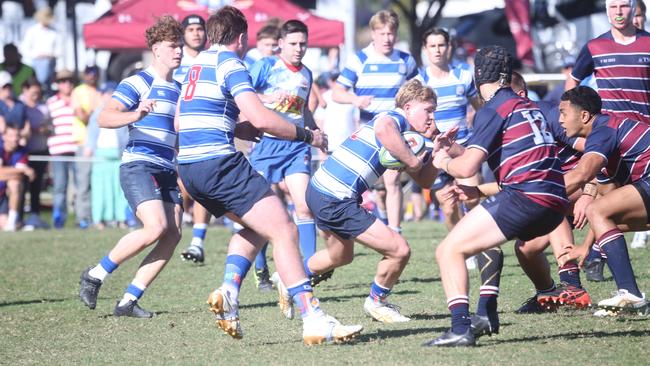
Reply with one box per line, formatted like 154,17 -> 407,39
120,161 -> 181,213
178,152 -> 272,218
306,184 -> 376,240
633,177 -> 650,223
249,137 -> 311,184
481,188 -> 564,242
0,194 -> 7,214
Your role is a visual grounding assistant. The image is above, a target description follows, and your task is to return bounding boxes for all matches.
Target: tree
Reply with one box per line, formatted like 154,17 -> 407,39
390,0 -> 447,65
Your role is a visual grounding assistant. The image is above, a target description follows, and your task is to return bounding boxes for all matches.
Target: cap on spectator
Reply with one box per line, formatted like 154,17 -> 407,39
55,69 -> 76,82
562,55 -> 576,69
84,65 -> 100,75
34,7 -> 54,25
0,71 -> 12,87
100,81 -> 118,94
181,14 -> 206,30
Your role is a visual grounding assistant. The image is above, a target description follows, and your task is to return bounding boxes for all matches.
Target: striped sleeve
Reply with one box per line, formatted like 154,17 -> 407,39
219,59 -> 255,97
249,57 -> 275,91
571,42 -> 595,82
337,53 -> 362,89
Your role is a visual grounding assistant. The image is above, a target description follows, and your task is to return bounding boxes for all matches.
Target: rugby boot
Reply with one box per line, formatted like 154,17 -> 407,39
79,267 -> 102,310
584,258 -> 605,282
254,266 -> 274,292
302,314 -> 363,345
515,295 -> 552,314
180,245 -> 204,264
470,314 -> 498,338
594,290 -> 649,317
310,269 -> 334,287
363,296 -> 410,323
207,288 -> 243,339
422,329 -> 476,347
537,282 -> 592,310
270,272 -> 294,319
113,300 -> 154,318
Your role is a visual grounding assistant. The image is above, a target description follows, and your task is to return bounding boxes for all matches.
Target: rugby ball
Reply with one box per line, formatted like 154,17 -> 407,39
379,131 -> 427,170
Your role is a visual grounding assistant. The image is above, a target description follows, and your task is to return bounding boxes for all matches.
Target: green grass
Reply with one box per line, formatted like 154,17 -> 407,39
1,222 -> 649,365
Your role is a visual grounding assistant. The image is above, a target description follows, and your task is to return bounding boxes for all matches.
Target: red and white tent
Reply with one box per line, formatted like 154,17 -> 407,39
83,0 -> 344,50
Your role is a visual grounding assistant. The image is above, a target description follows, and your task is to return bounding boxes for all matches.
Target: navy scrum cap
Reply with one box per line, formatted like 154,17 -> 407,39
182,14 -> 205,30
474,45 -> 513,88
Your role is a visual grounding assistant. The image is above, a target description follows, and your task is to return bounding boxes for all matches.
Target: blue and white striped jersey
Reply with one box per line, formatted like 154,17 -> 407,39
337,44 -> 417,121
177,45 -> 255,164
311,109 -> 409,200
416,63 -> 477,144
173,51 -> 199,84
112,67 -> 180,170
249,55 -> 312,132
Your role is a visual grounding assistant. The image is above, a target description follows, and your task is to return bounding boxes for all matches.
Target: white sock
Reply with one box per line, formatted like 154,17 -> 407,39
88,264 -> 109,282
190,236 -> 204,248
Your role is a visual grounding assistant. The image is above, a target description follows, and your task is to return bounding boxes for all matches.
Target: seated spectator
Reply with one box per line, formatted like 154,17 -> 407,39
20,77 -> 50,230
0,44 -> 36,98
0,124 -> 34,231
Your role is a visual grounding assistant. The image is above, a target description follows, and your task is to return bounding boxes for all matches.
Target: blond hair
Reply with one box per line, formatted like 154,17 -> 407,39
395,79 -> 437,109
369,9 -> 399,31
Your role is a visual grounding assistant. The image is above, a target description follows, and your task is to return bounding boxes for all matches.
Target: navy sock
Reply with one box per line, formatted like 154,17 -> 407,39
586,245 -> 603,261
558,261 -> 582,288
448,296 -> 470,334
598,229 -> 642,297
477,286 -> 499,329
255,243 -> 268,270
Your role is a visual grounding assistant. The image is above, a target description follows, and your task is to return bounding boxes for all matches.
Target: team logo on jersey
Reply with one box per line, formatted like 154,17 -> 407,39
370,65 -> 378,71
456,85 -> 465,96
157,90 -> 166,97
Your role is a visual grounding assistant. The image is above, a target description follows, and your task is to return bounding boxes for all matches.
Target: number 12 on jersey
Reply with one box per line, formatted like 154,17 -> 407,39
522,110 -> 554,145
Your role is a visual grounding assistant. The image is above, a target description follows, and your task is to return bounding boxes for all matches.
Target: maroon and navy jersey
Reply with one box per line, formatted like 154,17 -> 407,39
466,88 -> 568,212
571,29 -> 650,124
584,114 -> 650,185
538,100 -> 582,171
0,143 -> 29,197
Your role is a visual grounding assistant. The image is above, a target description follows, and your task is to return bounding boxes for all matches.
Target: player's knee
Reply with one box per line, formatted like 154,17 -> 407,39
142,220 -> 168,243
435,241 -> 452,263
585,201 -> 604,223
393,239 -> 411,263
329,246 -> 354,266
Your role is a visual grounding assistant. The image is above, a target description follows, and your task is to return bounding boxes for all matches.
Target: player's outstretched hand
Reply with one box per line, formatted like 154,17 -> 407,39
135,99 -> 156,121
431,126 -> 458,153
310,129 -> 328,153
572,194 -> 594,230
235,121 -> 262,142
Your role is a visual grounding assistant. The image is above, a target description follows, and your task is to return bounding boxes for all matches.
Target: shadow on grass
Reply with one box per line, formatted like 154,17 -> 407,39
493,329 -> 649,345
317,289 -> 421,303
358,325 -> 449,342
0,298 -> 67,307
399,276 -> 441,284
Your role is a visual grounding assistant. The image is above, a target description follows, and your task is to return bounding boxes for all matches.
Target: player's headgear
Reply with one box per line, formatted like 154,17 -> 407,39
474,45 -> 513,89
182,14 -> 206,31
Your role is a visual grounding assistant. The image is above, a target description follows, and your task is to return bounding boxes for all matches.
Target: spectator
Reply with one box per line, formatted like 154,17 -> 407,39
543,56 -> 575,104
0,44 -> 36,98
20,77 -> 51,230
0,124 -> 34,231
85,82 -> 128,229
0,71 -> 30,145
504,0 -> 535,70
71,66 -> 102,228
46,69 -> 78,229
315,71 -> 358,154
2,0 -> 25,45
20,7 -> 60,95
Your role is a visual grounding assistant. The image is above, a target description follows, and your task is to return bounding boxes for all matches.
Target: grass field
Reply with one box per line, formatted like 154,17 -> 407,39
1,221 -> 649,365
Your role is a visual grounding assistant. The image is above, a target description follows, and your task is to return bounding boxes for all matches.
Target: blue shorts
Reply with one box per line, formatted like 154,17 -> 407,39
306,184 -> 376,240
249,137 -> 311,184
481,188 -> 564,242
632,177 -> 650,223
120,161 -> 181,213
178,152 -> 272,218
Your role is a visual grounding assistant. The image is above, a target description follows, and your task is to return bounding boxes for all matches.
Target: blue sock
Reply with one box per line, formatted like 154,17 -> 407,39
598,229 -> 642,297
558,261 -> 582,288
100,255 -> 118,273
374,207 -> 388,225
222,254 -> 251,300
192,223 -> 207,240
448,296 -> 470,334
303,258 -> 314,277
477,286 -> 499,329
586,246 -> 602,261
255,243 -> 268,270
297,219 -> 316,260
369,281 -> 391,303
287,280 -> 324,318
126,283 -> 144,300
